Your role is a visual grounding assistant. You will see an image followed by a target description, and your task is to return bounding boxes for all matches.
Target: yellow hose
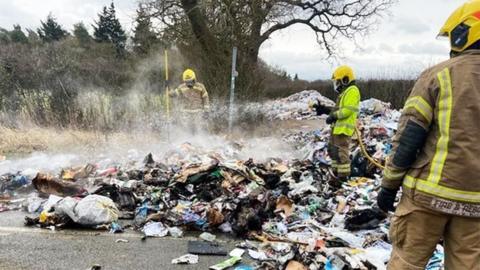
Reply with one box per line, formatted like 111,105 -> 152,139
354,126 -> 386,170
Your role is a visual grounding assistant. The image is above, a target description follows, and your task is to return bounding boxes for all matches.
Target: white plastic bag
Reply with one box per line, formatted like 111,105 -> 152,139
55,197 -> 79,220
73,195 -> 119,226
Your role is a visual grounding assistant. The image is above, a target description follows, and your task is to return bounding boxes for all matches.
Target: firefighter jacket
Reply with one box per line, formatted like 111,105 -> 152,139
332,84 -> 360,136
171,82 -> 210,113
382,50 -> 480,217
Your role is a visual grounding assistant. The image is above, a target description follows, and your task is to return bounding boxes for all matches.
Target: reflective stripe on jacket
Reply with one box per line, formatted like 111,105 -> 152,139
333,85 -> 360,136
382,50 -> 480,217
171,82 -> 210,112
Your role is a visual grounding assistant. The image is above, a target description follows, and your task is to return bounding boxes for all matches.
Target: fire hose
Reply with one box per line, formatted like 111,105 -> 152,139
354,126 -> 386,170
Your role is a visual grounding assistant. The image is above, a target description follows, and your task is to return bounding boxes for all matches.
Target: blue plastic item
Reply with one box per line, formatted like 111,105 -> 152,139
13,175 -> 30,187
426,247 -> 444,270
324,259 -> 336,270
109,222 -> 123,233
234,265 -> 254,270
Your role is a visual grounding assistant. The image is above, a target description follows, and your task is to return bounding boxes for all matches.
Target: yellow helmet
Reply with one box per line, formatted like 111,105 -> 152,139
182,69 -> 196,82
332,65 -> 355,86
439,0 -> 480,53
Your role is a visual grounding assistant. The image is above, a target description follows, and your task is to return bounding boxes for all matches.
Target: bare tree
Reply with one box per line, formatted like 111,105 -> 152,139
143,0 -> 395,98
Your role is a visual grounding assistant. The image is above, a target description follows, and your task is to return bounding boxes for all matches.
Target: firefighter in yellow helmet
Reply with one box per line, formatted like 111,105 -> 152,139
327,65 -> 361,187
170,69 -> 210,133
379,1 -> 480,268
171,69 -> 210,113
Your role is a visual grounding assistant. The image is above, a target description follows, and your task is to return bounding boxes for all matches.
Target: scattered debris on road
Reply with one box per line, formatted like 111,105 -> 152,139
0,91 -> 444,269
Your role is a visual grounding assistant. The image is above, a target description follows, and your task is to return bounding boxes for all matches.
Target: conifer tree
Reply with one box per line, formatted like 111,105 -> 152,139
73,22 -> 92,46
10,25 -> 28,44
93,6 -> 110,43
37,14 -> 69,42
132,4 -> 158,55
93,3 -> 127,55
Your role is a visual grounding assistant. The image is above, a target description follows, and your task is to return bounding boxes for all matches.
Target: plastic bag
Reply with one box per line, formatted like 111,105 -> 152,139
143,222 -> 168,237
55,197 -> 79,219
74,195 -> 119,226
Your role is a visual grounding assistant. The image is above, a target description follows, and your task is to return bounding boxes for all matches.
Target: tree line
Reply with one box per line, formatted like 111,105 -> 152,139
0,2 -> 172,128
3,0 -> 398,96
0,3 -> 158,57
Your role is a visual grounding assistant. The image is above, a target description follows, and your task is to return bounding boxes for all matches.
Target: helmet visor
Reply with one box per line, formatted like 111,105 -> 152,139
436,32 -> 449,40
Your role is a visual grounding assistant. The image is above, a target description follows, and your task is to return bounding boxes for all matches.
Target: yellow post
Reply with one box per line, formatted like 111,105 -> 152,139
164,50 -> 170,120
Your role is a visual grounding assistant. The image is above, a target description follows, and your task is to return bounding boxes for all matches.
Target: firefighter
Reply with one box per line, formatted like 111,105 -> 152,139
378,1 -> 480,268
327,65 -> 361,187
170,69 -> 210,133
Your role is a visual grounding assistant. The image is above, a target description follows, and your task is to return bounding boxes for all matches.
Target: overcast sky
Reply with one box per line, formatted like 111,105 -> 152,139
0,0 -> 467,80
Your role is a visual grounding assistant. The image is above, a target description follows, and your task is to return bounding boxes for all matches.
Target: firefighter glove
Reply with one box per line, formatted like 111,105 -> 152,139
377,187 -> 398,213
326,112 -> 337,125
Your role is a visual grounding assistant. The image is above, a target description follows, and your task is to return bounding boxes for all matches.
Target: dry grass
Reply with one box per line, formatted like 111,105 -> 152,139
0,127 -> 100,154
0,126 -> 165,155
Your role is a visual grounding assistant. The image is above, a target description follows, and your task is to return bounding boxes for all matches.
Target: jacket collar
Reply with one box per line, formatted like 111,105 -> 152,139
452,49 -> 480,58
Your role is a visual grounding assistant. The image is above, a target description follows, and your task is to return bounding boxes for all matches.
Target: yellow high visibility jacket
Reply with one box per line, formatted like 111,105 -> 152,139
332,85 -> 360,136
382,50 -> 480,217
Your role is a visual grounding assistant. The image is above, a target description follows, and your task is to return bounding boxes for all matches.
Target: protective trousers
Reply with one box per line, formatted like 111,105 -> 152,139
328,134 -> 351,177
388,195 -> 480,270
176,112 -> 205,135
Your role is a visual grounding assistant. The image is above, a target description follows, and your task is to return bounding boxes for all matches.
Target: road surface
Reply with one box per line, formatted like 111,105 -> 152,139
0,211 -> 249,270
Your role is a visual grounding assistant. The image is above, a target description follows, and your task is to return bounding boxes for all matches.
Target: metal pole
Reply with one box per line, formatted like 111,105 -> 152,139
164,50 -> 170,121
228,47 -> 238,134
164,50 -> 171,143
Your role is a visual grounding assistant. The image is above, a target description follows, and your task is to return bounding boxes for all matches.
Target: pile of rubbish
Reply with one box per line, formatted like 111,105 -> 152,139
4,146 -> 393,269
0,91 -> 445,269
260,90 -> 335,120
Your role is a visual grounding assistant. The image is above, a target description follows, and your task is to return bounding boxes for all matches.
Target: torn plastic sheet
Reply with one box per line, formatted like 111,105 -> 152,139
199,232 -> 216,242
143,222 -> 168,237
321,228 -> 365,249
229,248 -> 245,257
248,249 -> 268,260
168,227 -> 183,238
171,254 -> 199,264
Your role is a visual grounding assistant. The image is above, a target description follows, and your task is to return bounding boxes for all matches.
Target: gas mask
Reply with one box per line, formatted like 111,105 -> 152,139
185,79 -> 195,88
333,80 -> 343,93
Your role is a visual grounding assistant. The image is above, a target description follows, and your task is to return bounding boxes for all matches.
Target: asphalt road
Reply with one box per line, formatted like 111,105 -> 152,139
0,211 -> 249,270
